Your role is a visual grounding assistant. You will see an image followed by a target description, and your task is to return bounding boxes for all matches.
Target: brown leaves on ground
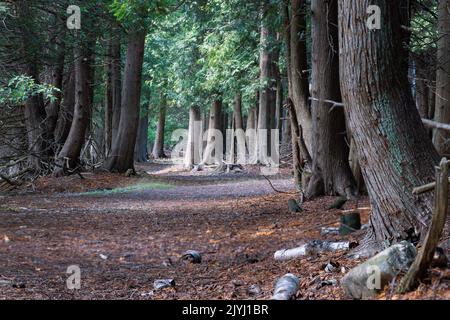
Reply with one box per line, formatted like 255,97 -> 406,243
0,163 -> 448,300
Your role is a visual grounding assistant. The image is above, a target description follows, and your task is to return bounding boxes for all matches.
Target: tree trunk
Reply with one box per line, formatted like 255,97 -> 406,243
202,99 -> 223,165
246,108 -> 258,164
45,41 -> 65,150
55,65 -> 75,147
104,31 -> 146,173
432,0 -> 450,156
104,39 -> 113,156
111,34 -> 122,147
230,93 -> 246,164
414,53 -> 431,119
339,0 -> 440,254
306,0 -> 356,199
152,97 -> 167,159
17,0 -> 48,171
290,0 -> 312,152
283,0 -> 302,188
54,38 -> 91,175
185,105 -> 202,169
258,19 -> 276,164
134,101 -> 149,163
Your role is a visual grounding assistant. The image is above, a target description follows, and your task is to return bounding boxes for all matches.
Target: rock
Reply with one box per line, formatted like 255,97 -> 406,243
271,274 -> 299,300
181,250 -> 202,264
153,279 -> 175,290
288,199 -> 302,213
328,197 -> 347,210
339,211 -> 361,235
317,279 -> 337,289
341,241 -> 417,299
124,169 -> 134,177
247,284 -> 262,296
99,254 -> 108,260
431,247 -> 448,269
323,261 -> 340,273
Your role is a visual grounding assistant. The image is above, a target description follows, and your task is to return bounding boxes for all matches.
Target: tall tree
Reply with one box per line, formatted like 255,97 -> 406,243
339,0 -> 440,254
104,30 -> 146,172
432,0 -> 450,155
306,0 -> 356,198
135,101 -> 149,163
290,0 -> 312,152
54,35 -> 92,176
152,95 -> 167,159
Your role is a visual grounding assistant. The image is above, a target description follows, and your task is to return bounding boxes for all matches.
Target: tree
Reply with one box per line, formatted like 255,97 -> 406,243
152,95 -> 167,159
185,105 -> 202,169
306,0 -> 356,198
135,101 -> 149,163
104,30 -> 146,172
54,35 -> 92,176
432,0 -> 450,155
339,0 -> 440,254
290,0 -> 312,152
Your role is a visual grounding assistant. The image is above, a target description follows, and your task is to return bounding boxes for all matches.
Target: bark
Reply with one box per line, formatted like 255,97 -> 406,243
283,0 -> 303,188
290,0 -> 312,152
339,0 -> 440,254
246,108 -> 258,164
111,34 -> 122,147
54,37 -> 91,175
306,0 -> 356,199
432,0 -> 450,156
17,0 -> 48,170
414,53 -> 431,119
45,40 -> 65,150
152,97 -> 167,159
134,102 -> 149,163
202,99 -> 223,165
185,105 -> 201,169
258,19 -> 277,164
104,39 -> 113,156
229,94 -> 246,164
55,65 -> 75,147
104,31 -> 146,173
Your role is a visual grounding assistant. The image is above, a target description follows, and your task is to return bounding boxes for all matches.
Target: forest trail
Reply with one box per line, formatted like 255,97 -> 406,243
0,164 -> 447,300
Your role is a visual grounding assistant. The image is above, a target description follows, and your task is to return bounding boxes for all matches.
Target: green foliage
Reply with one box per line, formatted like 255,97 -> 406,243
0,75 -> 60,107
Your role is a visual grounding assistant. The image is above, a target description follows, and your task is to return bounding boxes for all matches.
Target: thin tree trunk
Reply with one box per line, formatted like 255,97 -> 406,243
17,0 -> 48,171
202,99 -> 223,165
432,0 -> 450,156
258,18 -> 276,164
306,0 -> 356,199
54,37 -> 92,175
152,97 -> 167,159
185,105 -> 201,169
104,39 -> 113,156
104,31 -> 146,173
111,34 -> 122,147
55,65 -> 75,147
45,41 -> 65,150
135,102 -> 149,163
246,108 -> 258,164
290,0 -> 312,152
283,0 -> 302,188
339,0 -> 440,255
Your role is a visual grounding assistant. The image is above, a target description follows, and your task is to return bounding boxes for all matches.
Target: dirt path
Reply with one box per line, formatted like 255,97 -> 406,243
0,164 -> 447,300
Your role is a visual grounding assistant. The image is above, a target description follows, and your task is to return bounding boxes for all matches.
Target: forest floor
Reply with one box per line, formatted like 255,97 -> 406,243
0,162 -> 448,300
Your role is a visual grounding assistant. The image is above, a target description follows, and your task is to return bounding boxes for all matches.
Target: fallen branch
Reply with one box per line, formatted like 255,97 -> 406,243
422,119 -> 450,132
398,158 -> 449,293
